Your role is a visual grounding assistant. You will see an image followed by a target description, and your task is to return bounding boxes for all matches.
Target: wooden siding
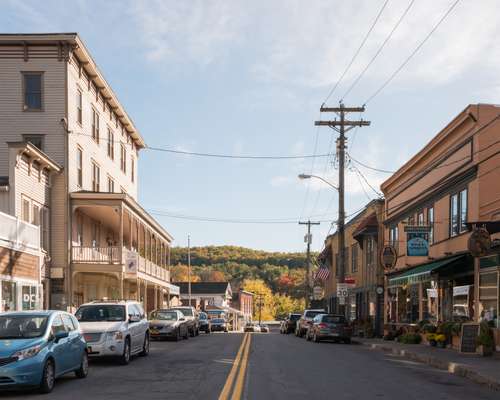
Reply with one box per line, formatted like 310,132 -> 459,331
0,244 -> 39,281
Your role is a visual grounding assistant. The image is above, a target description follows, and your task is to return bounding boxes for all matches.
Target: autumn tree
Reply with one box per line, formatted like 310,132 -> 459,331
170,265 -> 201,282
242,278 -> 275,321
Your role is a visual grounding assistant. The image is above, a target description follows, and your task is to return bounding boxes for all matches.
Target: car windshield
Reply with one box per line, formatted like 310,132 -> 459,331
212,319 -> 225,323
172,308 -> 193,317
0,315 -> 48,339
199,313 -> 207,320
322,316 -> 346,324
150,311 -> 177,321
290,314 -> 301,321
305,311 -> 324,319
75,305 -> 126,322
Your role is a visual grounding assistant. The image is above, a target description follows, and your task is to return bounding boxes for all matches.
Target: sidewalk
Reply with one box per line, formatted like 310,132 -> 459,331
357,338 -> 500,391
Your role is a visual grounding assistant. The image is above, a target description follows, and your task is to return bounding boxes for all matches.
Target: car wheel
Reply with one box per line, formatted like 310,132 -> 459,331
184,329 -> 189,340
39,359 -> 55,394
119,338 -> 131,365
75,351 -> 89,378
140,333 -> 150,356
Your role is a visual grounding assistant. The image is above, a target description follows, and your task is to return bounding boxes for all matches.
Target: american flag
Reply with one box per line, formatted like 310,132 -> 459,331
314,266 -> 330,281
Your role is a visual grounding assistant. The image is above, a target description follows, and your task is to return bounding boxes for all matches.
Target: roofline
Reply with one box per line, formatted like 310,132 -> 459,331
7,141 -> 63,172
70,192 -> 174,242
0,33 -> 146,149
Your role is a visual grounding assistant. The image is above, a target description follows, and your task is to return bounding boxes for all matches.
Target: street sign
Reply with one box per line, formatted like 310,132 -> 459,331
339,296 -> 346,305
313,286 -> 324,300
304,233 -> 312,244
336,283 -> 349,299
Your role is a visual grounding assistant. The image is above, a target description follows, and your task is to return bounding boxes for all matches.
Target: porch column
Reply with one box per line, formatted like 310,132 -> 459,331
154,285 -> 158,309
144,280 -> 148,312
119,206 -> 124,263
120,273 -> 124,299
474,256 -> 480,322
128,214 -> 132,250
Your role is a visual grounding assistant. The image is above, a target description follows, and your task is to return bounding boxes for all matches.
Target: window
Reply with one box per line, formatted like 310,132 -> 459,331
107,176 -> 114,193
41,207 -> 49,252
366,236 -> 374,266
91,222 -> 100,248
76,213 -> 83,246
2,281 -> 17,312
61,314 -> 77,331
51,315 -> 65,336
91,108 -> 100,143
92,162 -> 100,192
428,206 -> 434,244
351,245 -> 358,273
131,157 -> 135,183
417,211 -> 424,226
31,204 -> 40,226
107,128 -> 114,159
408,214 -> 415,226
76,89 -> 82,124
450,188 -> 468,237
22,286 -> 38,310
120,144 -> 126,173
479,271 -> 498,328
76,147 -> 83,187
22,198 -> 30,223
23,72 -> 42,111
389,225 -> 398,247
22,134 -> 44,151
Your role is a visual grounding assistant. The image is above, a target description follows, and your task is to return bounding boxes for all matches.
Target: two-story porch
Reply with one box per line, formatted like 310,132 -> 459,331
70,192 -> 178,312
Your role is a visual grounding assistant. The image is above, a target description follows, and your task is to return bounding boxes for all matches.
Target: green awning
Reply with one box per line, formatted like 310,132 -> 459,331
480,254 -> 500,269
388,254 -> 466,286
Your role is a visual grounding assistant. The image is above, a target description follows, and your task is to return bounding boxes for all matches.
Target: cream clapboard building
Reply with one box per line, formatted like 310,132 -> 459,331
0,33 -> 178,312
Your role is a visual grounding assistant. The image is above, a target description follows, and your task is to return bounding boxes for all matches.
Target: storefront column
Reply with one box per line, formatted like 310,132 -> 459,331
418,282 -> 424,321
154,285 -> 158,309
474,256 -> 480,322
144,280 -> 148,312
120,273 -> 124,299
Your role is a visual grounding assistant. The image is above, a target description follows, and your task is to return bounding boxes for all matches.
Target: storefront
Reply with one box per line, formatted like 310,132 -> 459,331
1,277 -> 43,312
386,253 -> 474,324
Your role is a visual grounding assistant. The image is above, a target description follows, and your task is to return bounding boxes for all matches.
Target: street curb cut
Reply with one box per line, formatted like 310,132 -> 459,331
362,343 -> 500,392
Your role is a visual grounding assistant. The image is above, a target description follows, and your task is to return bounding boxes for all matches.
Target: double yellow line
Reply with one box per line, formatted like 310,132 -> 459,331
218,333 -> 252,400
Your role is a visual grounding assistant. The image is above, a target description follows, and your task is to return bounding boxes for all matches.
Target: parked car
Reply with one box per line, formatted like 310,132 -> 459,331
280,313 -> 301,334
295,309 -> 326,338
75,300 -> 149,365
168,306 -> 199,337
259,324 -> 269,333
244,322 -> 256,332
198,312 -> 211,334
149,309 -> 189,341
306,314 -> 352,343
0,311 -> 88,393
210,318 -> 228,332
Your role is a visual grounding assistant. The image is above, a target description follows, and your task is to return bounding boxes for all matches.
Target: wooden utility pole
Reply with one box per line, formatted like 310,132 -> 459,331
299,220 -> 320,307
315,103 -> 370,315
188,235 -> 192,306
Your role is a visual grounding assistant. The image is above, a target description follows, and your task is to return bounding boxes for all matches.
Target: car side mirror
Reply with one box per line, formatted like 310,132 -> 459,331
54,330 -> 69,342
129,314 -> 140,323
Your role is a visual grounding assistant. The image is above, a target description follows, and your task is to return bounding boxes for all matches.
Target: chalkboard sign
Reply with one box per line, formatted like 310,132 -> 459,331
460,323 -> 479,353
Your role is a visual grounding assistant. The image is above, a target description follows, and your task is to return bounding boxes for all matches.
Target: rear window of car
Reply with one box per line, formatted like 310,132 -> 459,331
212,319 -> 225,323
172,308 -> 193,317
322,315 -> 346,324
305,311 -> 324,319
290,314 -> 301,321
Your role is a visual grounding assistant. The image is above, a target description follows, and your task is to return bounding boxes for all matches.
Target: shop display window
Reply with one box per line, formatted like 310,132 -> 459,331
479,270 -> 498,328
2,281 -> 17,312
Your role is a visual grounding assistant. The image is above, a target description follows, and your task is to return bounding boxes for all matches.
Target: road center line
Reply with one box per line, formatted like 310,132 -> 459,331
218,333 -> 249,400
230,333 -> 252,400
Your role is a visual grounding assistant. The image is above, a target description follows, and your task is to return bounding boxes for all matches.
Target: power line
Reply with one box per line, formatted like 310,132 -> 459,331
351,164 -> 383,198
69,131 -> 332,160
352,165 -> 374,202
323,0 -> 389,104
342,0 -> 416,101
348,153 -> 396,173
364,0 -> 461,104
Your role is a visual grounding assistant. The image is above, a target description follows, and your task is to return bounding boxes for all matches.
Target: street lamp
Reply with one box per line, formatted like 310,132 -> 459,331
298,173 -> 339,191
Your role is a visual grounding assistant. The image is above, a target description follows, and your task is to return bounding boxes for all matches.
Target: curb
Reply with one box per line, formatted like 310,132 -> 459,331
361,342 -> 500,391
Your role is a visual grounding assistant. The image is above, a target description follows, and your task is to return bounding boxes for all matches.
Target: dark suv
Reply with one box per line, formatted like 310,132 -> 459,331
295,309 -> 326,338
306,314 -> 352,343
280,313 -> 301,334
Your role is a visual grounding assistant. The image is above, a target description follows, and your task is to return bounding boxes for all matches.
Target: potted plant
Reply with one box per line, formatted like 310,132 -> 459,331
476,321 -> 494,356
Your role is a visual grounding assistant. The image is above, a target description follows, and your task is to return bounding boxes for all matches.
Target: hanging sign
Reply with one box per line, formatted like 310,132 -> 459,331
405,226 -> 430,257
380,245 -> 397,269
125,251 -> 138,274
468,227 -> 491,257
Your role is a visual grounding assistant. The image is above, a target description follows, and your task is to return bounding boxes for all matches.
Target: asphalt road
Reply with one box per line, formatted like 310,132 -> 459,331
1,328 -> 498,399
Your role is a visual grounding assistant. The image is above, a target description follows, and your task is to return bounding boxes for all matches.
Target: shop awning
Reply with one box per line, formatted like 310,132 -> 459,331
166,282 -> 180,296
388,254 -> 466,286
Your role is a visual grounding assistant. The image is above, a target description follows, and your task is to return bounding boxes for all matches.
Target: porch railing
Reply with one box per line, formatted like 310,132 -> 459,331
0,211 -> 40,251
72,246 -> 120,263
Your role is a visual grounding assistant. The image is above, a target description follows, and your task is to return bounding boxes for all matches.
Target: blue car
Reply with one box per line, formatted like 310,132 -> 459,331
0,311 -> 88,393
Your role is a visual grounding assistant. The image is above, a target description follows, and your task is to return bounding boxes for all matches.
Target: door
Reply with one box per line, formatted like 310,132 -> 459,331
62,314 -> 82,369
127,304 -> 141,352
50,314 -> 72,374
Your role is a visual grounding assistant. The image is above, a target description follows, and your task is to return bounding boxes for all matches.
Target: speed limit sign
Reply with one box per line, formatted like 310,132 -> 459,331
336,283 -> 348,299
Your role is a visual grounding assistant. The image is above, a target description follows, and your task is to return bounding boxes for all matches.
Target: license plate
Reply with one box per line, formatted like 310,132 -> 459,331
150,329 -> 159,335
330,333 -> 339,337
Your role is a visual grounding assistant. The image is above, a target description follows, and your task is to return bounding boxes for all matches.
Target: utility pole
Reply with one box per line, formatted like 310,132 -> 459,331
188,235 -> 192,306
299,220 -> 320,308
315,103 -> 370,315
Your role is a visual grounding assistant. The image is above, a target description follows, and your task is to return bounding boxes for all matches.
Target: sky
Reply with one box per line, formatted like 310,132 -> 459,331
2,0 -> 500,253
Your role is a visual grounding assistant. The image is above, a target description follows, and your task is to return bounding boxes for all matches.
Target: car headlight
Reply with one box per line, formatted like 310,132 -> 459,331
13,344 -> 42,361
107,331 -> 124,341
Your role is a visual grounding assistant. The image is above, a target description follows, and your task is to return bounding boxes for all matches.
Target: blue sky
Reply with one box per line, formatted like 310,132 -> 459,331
2,0 -> 499,252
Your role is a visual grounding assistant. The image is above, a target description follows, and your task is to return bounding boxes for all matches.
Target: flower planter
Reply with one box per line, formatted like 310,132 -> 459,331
451,335 -> 461,350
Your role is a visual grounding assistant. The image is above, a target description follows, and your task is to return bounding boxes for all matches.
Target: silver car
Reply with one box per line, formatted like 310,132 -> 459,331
149,309 -> 189,341
75,300 -> 150,365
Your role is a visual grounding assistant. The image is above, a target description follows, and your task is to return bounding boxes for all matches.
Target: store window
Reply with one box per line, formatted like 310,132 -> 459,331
479,270 -> 498,328
387,287 -> 397,323
389,225 -> 398,248
450,188 -> 468,237
351,245 -> 358,273
2,281 -> 17,312
427,207 -> 434,244
422,282 -> 438,323
366,236 -> 374,267
22,286 -> 38,310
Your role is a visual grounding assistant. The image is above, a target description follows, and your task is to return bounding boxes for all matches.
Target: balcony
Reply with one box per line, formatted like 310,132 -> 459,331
71,246 -> 121,264
0,211 -> 40,252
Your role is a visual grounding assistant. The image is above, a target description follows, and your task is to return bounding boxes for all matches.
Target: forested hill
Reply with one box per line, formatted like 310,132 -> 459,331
170,245 -> 310,269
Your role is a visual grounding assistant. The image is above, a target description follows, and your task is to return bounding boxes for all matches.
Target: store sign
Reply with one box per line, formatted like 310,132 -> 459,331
380,245 -> 397,269
468,227 -> 491,257
405,226 -> 430,257
126,251 -> 138,274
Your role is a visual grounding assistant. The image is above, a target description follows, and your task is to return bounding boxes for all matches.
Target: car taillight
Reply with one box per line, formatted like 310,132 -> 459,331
318,323 -> 328,329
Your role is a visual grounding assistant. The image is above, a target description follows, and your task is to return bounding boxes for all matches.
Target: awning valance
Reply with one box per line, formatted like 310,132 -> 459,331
388,254 -> 466,286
